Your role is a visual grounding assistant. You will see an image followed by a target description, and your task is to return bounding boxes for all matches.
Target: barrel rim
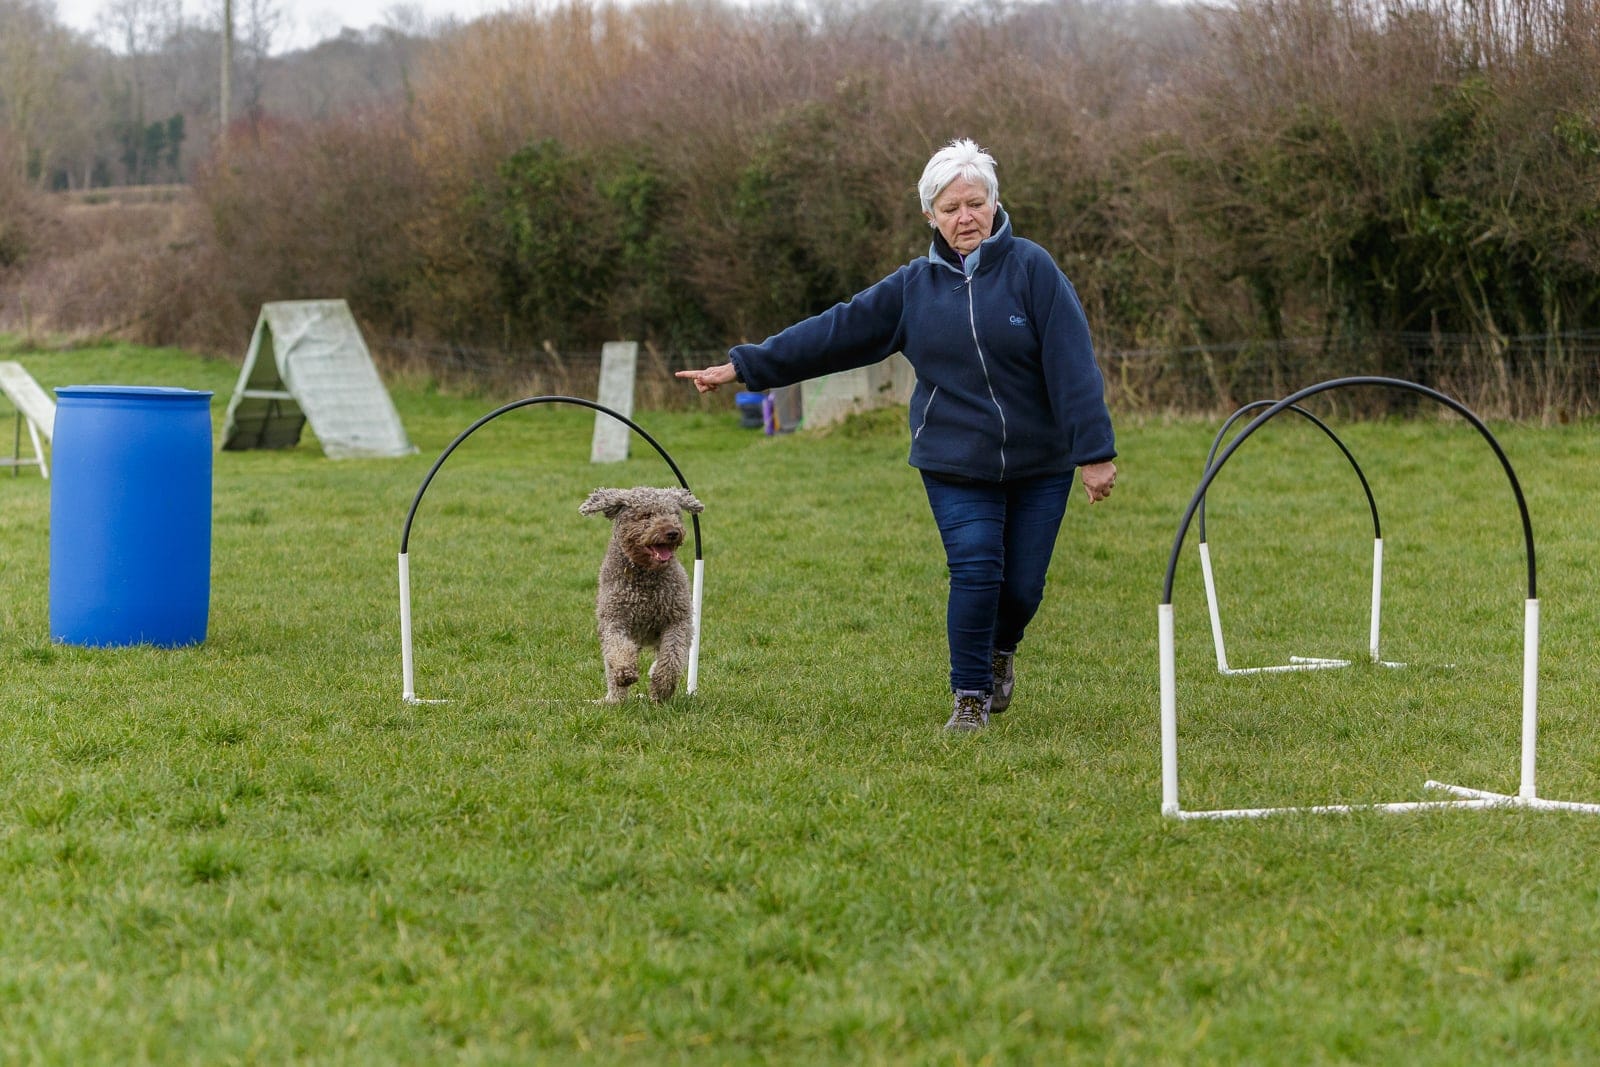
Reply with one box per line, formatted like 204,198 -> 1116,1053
56,384 -> 214,400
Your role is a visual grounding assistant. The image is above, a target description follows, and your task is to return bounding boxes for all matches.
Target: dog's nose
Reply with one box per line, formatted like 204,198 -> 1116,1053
664,528 -> 682,543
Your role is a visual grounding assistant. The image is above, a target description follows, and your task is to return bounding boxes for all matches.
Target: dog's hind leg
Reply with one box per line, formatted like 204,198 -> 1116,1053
600,627 -> 641,704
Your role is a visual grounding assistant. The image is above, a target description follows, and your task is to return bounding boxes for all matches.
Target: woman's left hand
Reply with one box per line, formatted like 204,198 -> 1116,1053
1081,461 -> 1117,504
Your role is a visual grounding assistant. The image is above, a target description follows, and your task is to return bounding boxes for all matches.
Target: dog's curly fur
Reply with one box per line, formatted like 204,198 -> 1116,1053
580,486 -> 704,703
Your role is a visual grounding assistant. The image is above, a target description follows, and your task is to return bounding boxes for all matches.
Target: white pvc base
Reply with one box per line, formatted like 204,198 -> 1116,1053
399,550 -> 705,703
1200,538 -> 1406,676
1423,782 -> 1600,814
1160,597 -> 1600,820
1170,784 -> 1600,820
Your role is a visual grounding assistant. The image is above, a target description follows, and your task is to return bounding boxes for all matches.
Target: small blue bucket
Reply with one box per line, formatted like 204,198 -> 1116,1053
735,391 -> 766,430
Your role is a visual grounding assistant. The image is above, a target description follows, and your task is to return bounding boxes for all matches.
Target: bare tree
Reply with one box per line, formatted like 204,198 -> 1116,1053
221,0 -> 231,140
237,0 -> 284,120
96,0 -> 181,181
204,0 -> 282,136
95,0 -> 181,56
0,0 -> 77,185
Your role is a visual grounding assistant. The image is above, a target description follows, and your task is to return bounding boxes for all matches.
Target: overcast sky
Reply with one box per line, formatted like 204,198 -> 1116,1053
52,0 -> 514,53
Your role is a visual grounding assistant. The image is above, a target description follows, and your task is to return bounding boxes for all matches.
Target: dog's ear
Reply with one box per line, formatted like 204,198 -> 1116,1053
580,488 -> 629,518
675,489 -> 705,515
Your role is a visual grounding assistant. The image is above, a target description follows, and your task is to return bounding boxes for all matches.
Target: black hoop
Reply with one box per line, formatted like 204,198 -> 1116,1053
399,396 -> 702,558
1198,400 -> 1380,544
1162,377 -> 1535,605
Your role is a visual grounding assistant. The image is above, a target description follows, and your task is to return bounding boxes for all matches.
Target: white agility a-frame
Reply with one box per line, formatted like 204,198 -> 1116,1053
1196,399 -> 1403,675
1158,376 -> 1600,820
0,360 -> 55,479
397,396 -> 705,705
222,299 -> 416,459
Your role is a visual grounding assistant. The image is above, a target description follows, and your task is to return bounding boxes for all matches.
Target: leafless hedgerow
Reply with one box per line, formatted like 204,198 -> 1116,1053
4,0 -> 1599,423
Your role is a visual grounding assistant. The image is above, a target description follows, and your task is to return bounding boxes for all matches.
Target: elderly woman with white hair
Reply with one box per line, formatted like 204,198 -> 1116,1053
679,138 -> 1117,732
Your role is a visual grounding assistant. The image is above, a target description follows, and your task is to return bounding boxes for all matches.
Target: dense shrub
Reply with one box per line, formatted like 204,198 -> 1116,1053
0,175 -> 239,347
1133,0 -> 1600,350
0,139 -> 49,271
193,110 -> 429,344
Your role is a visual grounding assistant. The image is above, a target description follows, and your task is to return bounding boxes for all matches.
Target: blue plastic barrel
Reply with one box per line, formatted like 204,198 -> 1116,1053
49,386 -> 214,648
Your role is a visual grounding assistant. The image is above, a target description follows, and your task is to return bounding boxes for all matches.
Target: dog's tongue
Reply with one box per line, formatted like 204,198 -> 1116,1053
650,545 -> 675,563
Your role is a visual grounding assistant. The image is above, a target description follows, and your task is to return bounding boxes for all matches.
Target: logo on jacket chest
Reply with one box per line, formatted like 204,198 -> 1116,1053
1009,314 -> 1028,327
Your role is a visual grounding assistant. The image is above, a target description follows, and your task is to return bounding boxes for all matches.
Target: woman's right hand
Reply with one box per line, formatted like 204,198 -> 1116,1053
675,362 -> 740,394
1080,460 -> 1117,504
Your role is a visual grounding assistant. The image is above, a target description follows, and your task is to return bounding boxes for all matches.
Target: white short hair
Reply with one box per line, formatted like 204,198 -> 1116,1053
917,138 -> 999,215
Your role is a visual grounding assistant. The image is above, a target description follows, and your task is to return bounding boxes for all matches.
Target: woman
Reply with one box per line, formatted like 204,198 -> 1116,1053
678,138 -> 1117,731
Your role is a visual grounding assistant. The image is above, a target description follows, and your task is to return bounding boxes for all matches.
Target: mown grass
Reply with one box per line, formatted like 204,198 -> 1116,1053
3,340 -> 1600,1063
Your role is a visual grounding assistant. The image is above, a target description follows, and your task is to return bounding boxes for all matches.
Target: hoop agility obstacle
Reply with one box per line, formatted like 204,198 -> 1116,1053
398,396 -> 704,705
1159,376 -> 1600,819
1197,399 -> 1403,675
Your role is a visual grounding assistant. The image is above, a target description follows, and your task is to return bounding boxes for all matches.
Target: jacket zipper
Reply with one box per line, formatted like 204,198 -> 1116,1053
913,387 -> 939,439
964,275 -> 1008,480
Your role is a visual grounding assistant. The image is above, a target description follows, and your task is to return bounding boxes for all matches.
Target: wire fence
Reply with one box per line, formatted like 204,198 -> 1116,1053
1102,331 -> 1600,422
373,330 -> 1600,423
378,337 -> 722,411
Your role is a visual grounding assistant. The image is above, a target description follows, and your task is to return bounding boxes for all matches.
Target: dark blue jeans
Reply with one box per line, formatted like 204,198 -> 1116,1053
921,471 -> 1075,693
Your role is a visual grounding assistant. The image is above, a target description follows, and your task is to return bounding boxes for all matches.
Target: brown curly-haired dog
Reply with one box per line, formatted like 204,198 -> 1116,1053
580,486 -> 704,704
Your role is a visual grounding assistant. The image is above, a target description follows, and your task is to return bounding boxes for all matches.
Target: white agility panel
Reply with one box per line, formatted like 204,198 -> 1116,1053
801,353 -> 914,429
591,342 -> 638,463
223,300 -> 416,459
0,360 -> 54,478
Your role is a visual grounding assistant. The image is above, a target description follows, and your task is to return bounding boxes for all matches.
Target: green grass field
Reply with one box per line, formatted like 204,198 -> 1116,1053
3,341 -> 1600,1063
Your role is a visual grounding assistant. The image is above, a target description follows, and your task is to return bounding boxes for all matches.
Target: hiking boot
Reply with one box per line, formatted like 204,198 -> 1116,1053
944,689 -> 991,732
990,648 -> 1016,714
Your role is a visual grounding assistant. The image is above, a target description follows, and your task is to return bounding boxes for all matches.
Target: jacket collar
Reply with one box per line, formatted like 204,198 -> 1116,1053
929,203 -> 1012,276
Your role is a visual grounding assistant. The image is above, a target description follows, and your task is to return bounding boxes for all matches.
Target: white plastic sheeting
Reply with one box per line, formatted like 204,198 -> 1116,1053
222,300 -> 415,459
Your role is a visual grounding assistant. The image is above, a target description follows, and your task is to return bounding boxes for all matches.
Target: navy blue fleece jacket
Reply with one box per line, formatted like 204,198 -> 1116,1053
728,205 -> 1116,483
